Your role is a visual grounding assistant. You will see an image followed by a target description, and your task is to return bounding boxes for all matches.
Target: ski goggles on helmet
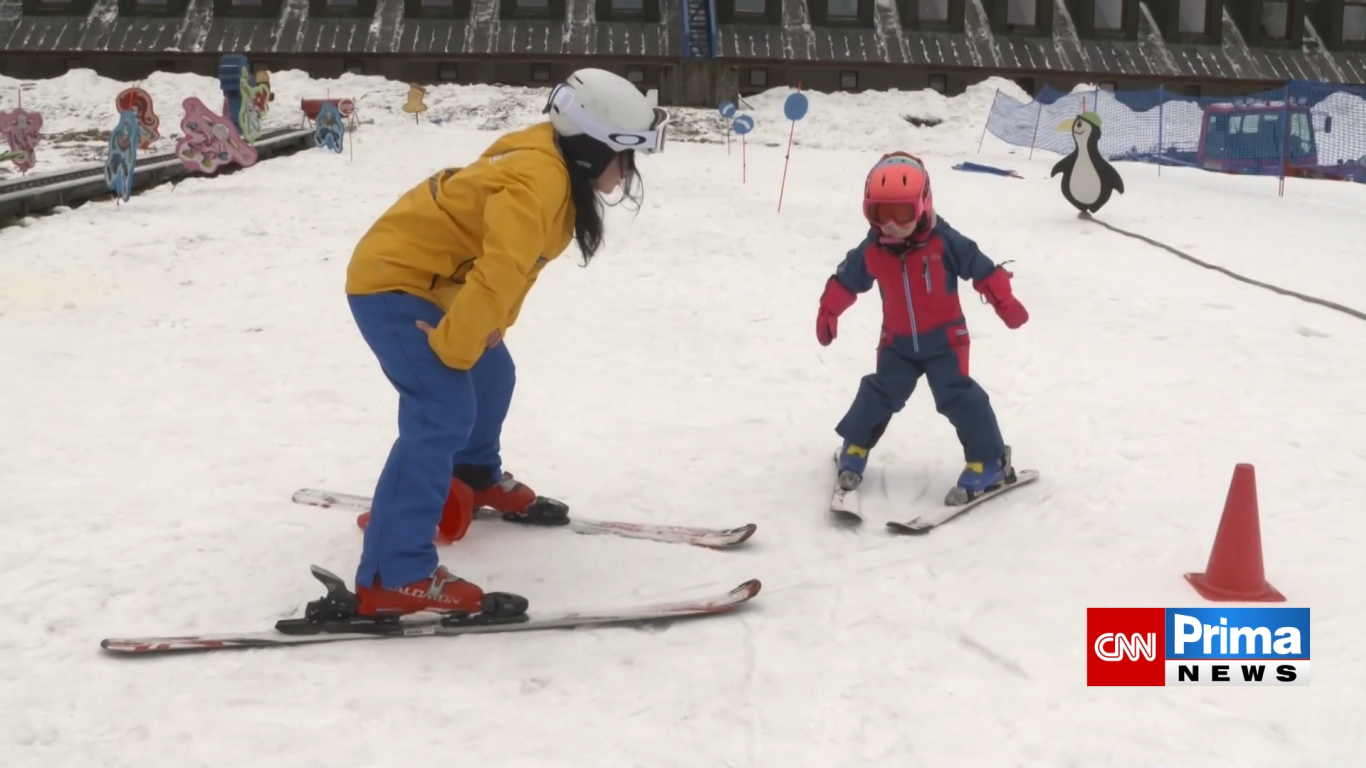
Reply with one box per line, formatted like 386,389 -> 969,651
867,201 -> 923,227
545,84 -> 671,154
863,152 -> 930,227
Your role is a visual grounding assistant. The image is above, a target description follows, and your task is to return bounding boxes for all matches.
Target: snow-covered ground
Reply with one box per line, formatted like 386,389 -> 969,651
3,72 -> 1365,766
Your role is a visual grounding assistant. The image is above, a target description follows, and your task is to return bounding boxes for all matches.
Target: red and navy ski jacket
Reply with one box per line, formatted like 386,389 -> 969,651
831,217 -> 999,358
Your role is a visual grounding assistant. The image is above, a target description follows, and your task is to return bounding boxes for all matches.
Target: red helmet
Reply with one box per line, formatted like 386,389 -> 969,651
863,151 -> 935,236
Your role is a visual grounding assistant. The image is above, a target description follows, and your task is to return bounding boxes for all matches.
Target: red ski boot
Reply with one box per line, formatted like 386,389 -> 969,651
356,471 -> 570,535
355,566 -> 487,615
464,468 -> 570,526
354,479 -> 477,544
472,471 -> 537,515
273,566 -> 528,635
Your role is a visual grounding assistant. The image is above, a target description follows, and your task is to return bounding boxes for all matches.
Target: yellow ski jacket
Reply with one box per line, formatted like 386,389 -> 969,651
346,122 -> 575,370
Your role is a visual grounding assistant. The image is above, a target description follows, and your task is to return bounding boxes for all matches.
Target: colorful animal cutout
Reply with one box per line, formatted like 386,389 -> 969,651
217,54 -> 272,143
255,69 -> 273,100
314,101 -> 345,153
402,84 -> 428,122
218,54 -> 250,134
1052,112 -> 1124,216
300,97 -> 357,126
0,103 -> 44,174
104,110 -> 141,202
175,96 -> 258,174
114,87 -> 160,149
237,68 -> 272,144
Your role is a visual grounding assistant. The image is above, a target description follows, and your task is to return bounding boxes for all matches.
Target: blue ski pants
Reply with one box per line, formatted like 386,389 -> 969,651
835,342 -> 1005,464
347,291 -> 516,589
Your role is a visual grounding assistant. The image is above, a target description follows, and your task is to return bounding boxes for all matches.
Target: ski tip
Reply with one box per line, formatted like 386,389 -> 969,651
101,637 -> 151,653
101,636 -> 161,653
733,578 -> 763,600
730,524 -> 758,545
693,523 -> 757,549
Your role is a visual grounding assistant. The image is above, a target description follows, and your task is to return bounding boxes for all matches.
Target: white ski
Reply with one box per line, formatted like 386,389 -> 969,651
102,567 -> 763,656
886,469 -> 1039,534
292,488 -> 757,549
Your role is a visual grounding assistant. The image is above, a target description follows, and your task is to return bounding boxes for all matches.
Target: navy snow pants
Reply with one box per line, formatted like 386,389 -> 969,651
347,291 -> 516,589
835,340 -> 1005,463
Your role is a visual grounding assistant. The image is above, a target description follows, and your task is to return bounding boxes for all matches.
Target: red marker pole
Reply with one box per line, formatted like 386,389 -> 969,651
777,86 -> 809,213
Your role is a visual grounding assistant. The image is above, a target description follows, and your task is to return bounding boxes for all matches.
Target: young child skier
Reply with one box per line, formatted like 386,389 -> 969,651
816,151 -> 1030,506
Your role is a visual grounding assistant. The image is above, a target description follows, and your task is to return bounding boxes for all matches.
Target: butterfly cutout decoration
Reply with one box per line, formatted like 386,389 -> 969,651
175,96 -> 258,174
0,105 -> 44,174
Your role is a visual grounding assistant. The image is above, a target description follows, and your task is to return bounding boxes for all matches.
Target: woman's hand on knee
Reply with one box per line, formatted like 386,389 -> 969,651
416,319 -> 500,349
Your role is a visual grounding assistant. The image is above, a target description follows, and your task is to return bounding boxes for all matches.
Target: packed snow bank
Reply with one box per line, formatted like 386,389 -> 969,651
0,68 -> 1031,174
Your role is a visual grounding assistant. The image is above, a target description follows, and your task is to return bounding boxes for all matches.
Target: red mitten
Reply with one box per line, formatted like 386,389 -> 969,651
816,276 -> 857,346
974,267 -> 1029,329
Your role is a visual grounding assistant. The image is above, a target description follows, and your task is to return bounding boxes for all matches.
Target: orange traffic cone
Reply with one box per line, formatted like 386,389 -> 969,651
1184,463 -> 1285,602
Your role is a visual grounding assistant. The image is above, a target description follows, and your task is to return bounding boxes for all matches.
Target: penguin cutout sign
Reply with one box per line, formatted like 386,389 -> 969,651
1050,111 -> 1123,217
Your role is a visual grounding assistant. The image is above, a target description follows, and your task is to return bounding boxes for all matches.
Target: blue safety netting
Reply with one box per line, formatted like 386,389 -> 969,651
983,80 -> 1366,183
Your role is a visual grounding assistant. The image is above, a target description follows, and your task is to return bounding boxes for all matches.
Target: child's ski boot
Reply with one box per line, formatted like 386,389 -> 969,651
835,440 -> 870,491
945,446 -> 1017,506
829,440 -> 870,521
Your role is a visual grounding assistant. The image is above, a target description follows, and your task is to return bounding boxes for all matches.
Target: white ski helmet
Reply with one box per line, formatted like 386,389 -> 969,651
545,68 -> 670,155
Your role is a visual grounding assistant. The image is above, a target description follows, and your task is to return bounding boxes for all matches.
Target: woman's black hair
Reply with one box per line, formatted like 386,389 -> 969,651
558,133 -> 645,265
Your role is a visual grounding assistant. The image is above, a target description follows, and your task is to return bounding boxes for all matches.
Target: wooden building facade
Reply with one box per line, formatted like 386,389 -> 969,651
2,0 -> 1365,105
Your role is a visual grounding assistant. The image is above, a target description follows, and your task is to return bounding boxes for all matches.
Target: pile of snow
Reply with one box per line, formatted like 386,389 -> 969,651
0,68 -> 1033,174
680,78 -> 1029,153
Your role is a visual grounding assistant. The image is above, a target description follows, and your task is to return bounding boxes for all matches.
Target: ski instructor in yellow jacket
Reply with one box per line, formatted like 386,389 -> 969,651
343,68 -> 669,619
